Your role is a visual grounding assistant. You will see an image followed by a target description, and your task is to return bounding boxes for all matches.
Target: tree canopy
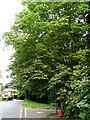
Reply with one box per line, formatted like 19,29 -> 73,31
3,1 -> 90,119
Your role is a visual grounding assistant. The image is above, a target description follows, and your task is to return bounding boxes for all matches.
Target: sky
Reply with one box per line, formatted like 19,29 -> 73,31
0,0 -> 23,85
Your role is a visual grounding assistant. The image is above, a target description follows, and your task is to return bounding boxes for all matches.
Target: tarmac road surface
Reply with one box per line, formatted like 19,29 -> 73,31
0,100 -> 55,119
0,100 -> 23,119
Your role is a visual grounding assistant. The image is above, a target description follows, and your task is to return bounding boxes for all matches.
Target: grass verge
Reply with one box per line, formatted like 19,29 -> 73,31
46,113 -> 54,118
22,99 -> 55,109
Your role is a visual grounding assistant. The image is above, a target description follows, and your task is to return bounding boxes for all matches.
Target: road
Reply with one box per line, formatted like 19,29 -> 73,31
0,100 -> 55,119
0,100 -> 23,119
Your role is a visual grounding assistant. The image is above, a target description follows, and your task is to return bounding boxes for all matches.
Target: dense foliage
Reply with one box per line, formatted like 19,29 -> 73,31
3,1 -> 90,119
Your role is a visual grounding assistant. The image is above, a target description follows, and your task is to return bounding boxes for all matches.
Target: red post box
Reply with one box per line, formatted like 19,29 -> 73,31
58,110 -> 63,116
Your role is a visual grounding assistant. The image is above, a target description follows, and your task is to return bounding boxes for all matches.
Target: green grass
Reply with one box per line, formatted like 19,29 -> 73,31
46,113 -> 54,118
22,99 -> 55,109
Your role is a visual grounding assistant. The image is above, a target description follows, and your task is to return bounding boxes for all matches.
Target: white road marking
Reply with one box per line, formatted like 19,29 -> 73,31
20,107 -> 23,118
25,107 -> 27,117
36,112 -> 43,113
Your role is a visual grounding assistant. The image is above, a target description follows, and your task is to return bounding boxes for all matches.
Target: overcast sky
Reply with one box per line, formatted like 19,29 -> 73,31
0,0 -> 23,85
